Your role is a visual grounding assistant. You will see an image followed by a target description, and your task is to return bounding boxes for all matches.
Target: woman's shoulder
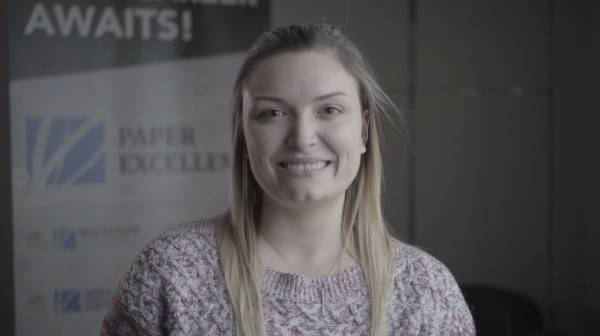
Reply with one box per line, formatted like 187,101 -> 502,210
101,219 -> 223,335
390,238 -> 453,279
146,218 -> 218,254
390,238 -> 463,292
388,239 -> 475,334
117,218 -> 222,293
137,218 -> 220,273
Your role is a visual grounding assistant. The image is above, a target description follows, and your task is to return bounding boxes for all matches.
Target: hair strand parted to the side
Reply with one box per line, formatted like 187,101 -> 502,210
216,23 -> 400,336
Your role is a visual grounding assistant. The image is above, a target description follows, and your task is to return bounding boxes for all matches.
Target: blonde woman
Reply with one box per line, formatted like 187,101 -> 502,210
101,23 -> 475,335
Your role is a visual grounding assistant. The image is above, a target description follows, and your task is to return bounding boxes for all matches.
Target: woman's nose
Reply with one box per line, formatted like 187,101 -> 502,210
286,115 -> 317,149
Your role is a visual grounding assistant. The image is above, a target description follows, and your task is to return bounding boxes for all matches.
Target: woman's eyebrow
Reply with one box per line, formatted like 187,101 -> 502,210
314,92 -> 348,101
252,92 -> 348,103
252,95 -> 286,103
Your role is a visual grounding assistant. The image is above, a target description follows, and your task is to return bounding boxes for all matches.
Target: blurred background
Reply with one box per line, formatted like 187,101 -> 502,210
1,0 -> 598,335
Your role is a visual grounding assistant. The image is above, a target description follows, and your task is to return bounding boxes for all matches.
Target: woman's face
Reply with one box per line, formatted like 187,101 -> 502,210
241,50 -> 367,206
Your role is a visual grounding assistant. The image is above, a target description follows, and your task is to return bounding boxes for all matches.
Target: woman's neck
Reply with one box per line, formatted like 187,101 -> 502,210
257,195 -> 355,277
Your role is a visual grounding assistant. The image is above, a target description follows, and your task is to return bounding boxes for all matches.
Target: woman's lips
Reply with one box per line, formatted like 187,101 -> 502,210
278,160 -> 333,172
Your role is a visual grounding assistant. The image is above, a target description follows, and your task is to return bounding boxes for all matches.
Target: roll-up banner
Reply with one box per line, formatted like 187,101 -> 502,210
7,1 -> 269,334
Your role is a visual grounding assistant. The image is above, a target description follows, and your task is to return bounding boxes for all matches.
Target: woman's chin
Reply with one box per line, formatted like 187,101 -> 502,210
279,190 -> 343,207
284,192 -> 321,204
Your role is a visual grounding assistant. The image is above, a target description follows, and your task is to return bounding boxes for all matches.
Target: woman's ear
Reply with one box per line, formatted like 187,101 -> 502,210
361,109 -> 369,153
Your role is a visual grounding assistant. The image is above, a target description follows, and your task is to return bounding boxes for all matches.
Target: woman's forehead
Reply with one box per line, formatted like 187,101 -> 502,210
243,51 -> 360,99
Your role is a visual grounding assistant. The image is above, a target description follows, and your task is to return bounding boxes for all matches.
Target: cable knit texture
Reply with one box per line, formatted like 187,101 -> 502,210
100,220 -> 475,335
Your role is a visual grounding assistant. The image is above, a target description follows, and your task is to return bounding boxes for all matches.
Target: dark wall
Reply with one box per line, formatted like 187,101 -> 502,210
586,1 -> 600,333
552,0 -> 591,333
1,0 -> 15,334
412,1 -> 551,319
550,1 -> 599,333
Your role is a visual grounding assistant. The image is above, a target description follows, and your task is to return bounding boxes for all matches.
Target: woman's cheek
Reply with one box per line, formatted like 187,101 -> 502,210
339,149 -> 362,176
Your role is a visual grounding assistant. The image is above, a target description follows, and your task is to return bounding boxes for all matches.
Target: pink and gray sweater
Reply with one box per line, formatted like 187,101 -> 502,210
101,220 -> 475,335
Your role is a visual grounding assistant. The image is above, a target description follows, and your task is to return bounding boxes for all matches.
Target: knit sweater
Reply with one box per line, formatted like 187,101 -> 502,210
100,220 -> 475,335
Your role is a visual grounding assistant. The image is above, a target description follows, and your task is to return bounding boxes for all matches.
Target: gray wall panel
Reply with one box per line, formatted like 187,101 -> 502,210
414,93 -> 550,309
417,0 -> 550,89
381,92 -> 411,239
272,0 -> 410,91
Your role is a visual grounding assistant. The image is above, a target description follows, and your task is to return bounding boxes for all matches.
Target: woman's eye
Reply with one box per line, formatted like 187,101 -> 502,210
257,109 -> 286,119
320,106 -> 343,115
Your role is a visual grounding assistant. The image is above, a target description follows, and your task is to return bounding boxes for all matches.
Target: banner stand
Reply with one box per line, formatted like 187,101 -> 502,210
7,1 -> 269,334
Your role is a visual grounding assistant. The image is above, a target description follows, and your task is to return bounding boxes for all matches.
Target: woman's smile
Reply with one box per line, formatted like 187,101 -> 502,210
277,159 -> 334,177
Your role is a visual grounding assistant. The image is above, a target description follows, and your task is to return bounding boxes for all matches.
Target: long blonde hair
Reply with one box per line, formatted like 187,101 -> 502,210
216,23 -> 398,336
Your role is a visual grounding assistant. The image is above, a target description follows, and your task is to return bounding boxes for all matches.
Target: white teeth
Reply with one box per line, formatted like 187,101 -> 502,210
284,161 -> 327,171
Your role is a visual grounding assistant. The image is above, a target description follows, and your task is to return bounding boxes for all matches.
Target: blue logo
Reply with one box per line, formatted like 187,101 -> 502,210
53,229 -> 78,250
54,289 -> 81,313
26,117 -> 106,185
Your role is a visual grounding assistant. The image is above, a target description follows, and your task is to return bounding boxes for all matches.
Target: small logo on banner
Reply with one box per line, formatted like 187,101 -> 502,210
26,117 -> 106,186
27,293 -> 46,316
52,229 -> 78,250
27,231 -> 45,252
54,289 -> 82,313
53,288 -> 112,314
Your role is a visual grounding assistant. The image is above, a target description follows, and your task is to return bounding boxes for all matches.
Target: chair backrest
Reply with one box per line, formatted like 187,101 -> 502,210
461,285 -> 544,336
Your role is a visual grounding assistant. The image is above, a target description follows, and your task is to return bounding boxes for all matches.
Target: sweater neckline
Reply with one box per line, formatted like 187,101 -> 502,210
260,262 -> 366,303
203,219 -> 367,303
